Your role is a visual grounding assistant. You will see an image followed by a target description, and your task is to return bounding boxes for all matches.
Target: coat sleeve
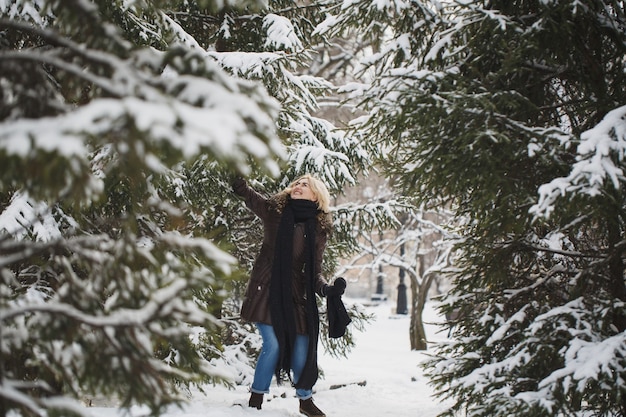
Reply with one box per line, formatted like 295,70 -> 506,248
314,228 -> 330,296
232,177 -> 270,220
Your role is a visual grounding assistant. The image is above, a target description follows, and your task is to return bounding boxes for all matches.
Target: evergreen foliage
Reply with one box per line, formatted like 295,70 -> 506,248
328,0 -> 626,415
0,1 -> 296,416
0,0 -> 379,415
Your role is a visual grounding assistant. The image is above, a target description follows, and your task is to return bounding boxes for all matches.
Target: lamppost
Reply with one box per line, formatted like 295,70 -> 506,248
376,264 -> 384,294
372,264 -> 386,301
372,230 -> 386,301
396,243 -> 408,314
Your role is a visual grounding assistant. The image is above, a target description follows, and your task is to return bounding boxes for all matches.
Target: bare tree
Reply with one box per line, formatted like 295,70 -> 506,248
335,177 -> 454,350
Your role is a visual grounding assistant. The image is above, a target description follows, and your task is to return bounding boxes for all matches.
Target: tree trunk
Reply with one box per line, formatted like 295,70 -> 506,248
409,255 -> 435,350
409,277 -> 424,350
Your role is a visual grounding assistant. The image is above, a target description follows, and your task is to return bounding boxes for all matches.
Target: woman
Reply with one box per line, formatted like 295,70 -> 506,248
233,174 -> 346,417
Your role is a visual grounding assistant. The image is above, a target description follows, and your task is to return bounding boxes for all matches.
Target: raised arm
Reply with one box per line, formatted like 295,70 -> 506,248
232,177 -> 270,219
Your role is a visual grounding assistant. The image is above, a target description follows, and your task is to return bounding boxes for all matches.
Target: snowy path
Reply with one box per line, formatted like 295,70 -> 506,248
90,301 -> 451,417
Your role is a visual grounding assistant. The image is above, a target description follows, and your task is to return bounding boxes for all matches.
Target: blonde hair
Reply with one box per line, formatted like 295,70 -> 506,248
284,174 -> 331,213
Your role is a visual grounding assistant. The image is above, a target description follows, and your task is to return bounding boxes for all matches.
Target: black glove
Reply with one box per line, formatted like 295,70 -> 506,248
325,277 -> 347,297
232,176 -> 246,193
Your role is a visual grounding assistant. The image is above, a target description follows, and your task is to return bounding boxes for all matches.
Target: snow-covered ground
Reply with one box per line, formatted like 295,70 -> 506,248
90,300 -> 452,417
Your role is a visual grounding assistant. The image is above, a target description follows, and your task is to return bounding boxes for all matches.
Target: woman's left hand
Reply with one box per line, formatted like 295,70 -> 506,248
325,277 -> 347,297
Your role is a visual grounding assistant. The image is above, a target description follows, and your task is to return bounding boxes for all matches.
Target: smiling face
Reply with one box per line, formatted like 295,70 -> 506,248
290,178 -> 318,202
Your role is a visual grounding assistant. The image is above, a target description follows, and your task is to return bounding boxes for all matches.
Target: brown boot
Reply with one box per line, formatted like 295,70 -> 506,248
248,392 -> 263,409
299,398 -> 325,417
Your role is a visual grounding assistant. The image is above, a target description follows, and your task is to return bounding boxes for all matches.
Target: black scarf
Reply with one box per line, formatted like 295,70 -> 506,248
269,197 -> 320,389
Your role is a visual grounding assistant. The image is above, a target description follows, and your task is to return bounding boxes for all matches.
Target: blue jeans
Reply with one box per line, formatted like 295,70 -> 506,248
251,323 -> 312,400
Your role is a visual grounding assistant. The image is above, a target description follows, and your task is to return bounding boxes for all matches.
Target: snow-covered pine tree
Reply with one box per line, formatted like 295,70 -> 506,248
160,0 -> 381,382
326,0 -> 626,415
316,0 -> 461,351
0,0 -> 283,415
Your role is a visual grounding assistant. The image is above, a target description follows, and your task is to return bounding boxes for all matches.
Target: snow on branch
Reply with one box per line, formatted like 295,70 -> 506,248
531,105 -> 626,219
0,191 -> 72,242
513,298 -> 626,408
263,14 -> 303,51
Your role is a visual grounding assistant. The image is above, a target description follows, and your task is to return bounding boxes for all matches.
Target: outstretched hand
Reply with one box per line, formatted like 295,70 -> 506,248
231,176 -> 246,192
